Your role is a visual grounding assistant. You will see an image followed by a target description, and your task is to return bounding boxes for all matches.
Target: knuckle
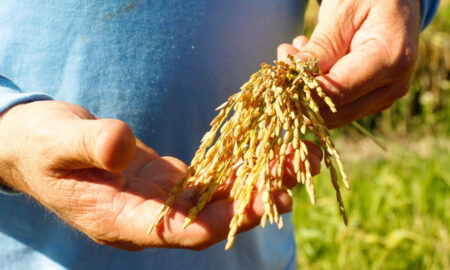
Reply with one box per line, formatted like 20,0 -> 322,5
309,33 -> 340,58
70,125 -> 96,166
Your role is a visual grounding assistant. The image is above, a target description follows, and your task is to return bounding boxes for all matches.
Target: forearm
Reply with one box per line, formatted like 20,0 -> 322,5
0,75 -> 52,193
0,108 -> 15,193
0,105 -> 28,193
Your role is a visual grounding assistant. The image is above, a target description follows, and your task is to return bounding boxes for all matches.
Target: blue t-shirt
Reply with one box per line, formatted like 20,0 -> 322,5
0,1 -> 305,269
0,0 -> 440,269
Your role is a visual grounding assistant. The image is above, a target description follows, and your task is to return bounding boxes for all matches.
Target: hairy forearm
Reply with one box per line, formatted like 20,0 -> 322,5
0,106 -> 23,192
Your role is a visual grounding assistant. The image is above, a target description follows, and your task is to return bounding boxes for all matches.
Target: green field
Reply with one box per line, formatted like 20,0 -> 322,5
293,1 -> 449,269
292,136 -> 449,269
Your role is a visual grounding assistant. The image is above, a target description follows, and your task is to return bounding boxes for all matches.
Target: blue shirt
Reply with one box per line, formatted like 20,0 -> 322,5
0,0 -> 440,269
0,1 -> 305,269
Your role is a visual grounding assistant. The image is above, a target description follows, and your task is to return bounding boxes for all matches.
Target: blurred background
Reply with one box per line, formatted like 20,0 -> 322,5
292,0 -> 449,269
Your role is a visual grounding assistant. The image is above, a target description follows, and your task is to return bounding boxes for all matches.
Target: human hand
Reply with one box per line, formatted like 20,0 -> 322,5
0,100 -> 322,250
278,0 -> 421,128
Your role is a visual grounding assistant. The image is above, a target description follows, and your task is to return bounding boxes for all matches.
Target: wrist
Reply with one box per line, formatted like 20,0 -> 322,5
0,104 -> 29,193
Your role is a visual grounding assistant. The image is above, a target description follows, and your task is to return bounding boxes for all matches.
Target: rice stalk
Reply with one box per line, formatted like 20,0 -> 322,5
148,56 -> 349,250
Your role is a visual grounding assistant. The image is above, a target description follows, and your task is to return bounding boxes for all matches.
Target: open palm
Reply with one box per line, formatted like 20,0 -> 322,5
0,100 -> 321,250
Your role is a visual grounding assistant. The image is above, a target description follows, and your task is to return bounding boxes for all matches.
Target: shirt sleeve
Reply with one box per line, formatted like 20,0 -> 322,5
0,75 -> 53,114
420,0 -> 441,30
0,74 -> 53,195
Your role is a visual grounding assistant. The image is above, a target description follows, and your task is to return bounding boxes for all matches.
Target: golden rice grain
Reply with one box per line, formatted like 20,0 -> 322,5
147,56 -> 349,250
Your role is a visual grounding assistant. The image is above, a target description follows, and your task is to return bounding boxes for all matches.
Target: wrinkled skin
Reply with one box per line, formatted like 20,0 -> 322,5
0,101 -> 322,250
278,0 -> 421,128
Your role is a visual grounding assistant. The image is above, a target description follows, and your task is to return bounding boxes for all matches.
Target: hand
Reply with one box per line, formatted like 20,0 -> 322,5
0,100 -> 322,250
278,0 -> 421,128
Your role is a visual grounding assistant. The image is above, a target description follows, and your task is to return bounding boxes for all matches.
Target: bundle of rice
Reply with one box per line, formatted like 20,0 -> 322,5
148,56 -> 349,250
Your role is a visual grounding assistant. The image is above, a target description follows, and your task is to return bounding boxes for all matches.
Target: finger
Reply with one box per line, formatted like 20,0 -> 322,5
316,43 -> 391,108
53,118 -> 136,172
277,43 -> 299,63
320,82 -> 409,128
295,2 -> 369,73
292,35 -> 309,50
106,188 -> 291,250
276,36 -> 308,64
271,141 -> 322,189
155,190 -> 293,249
203,140 -> 323,202
191,190 -> 293,249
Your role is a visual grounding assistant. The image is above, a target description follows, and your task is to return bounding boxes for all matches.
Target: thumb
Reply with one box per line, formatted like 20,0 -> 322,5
54,118 -> 136,172
296,1 -> 368,73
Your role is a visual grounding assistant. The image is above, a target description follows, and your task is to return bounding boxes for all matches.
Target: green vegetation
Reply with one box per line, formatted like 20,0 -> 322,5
292,1 -> 450,269
292,137 -> 449,269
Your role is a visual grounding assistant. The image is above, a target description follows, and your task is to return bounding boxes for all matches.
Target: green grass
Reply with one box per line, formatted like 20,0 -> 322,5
292,136 -> 450,269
